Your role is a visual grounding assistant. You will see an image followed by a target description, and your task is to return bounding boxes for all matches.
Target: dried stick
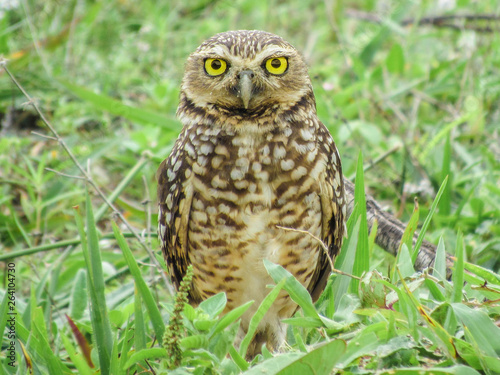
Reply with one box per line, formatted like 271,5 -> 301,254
345,9 -> 500,33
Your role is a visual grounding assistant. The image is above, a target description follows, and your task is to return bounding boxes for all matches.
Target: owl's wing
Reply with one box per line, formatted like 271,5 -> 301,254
157,134 -> 194,293
309,124 -> 346,302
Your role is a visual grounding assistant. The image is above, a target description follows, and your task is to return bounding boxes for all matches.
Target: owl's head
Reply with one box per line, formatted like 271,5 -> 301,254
179,30 -> 313,118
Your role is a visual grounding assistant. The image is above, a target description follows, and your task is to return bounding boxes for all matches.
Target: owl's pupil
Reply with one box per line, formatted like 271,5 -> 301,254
271,59 -> 281,68
211,60 -> 222,70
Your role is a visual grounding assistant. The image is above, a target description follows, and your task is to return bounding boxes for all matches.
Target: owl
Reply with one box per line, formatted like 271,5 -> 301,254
157,30 -> 346,358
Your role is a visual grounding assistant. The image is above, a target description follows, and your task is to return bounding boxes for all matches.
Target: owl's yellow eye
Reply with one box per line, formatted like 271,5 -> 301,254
204,58 -> 227,76
265,57 -> 288,75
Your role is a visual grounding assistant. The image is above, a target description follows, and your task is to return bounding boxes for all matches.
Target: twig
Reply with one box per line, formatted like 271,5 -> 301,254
401,14 -> 500,27
346,9 -> 500,33
45,167 -> 88,181
31,131 -> 58,141
276,225 -> 361,280
0,60 -> 173,296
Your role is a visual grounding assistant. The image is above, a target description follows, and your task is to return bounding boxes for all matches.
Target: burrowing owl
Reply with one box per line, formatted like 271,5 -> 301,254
157,30 -> 346,357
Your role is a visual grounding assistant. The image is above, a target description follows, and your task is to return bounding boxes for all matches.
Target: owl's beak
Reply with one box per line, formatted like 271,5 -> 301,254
237,70 -> 255,109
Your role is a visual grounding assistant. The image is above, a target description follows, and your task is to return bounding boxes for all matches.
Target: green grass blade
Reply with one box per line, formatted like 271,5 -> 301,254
210,300 -> 254,336
74,191 -> 113,375
229,346 -> 249,372
0,232 -> 149,261
397,244 -> 416,279
112,221 -> 165,339
118,318 -> 137,373
433,237 -> 447,280
452,232 -> 465,303
58,79 -> 179,129
134,287 -> 146,352
68,269 -> 88,320
368,218 -> 378,256
333,217 -> 360,310
32,307 -> 71,374
398,273 -> 457,360
417,114 -> 470,165
61,334 -> 94,375
0,284 -> 10,336
463,262 -> 500,285
439,134 -> 452,216
351,151 -> 370,291
400,198 -> 419,264
414,176 -> 448,256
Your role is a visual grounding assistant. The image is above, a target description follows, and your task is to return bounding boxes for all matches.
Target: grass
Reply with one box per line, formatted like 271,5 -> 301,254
1,0 -> 500,374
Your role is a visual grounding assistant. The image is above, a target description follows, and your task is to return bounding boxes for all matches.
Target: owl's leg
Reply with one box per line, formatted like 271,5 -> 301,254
238,321 -> 287,360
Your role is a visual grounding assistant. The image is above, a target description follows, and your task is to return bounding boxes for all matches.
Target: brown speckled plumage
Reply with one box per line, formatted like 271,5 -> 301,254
157,30 -> 346,357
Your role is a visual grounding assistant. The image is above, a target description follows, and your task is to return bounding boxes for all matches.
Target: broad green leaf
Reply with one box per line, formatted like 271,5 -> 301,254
337,331 -> 380,368
244,339 -> 346,375
180,335 -> 209,350
451,303 -> 500,357
263,260 -> 319,320
377,366 -> 481,374
199,292 -> 227,319
123,348 -> 168,370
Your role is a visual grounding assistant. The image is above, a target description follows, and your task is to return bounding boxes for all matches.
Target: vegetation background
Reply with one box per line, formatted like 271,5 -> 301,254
0,0 -> 499,374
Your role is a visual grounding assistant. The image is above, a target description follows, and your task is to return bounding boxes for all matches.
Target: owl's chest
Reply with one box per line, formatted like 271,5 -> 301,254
189,127 -> 321,207
187,127 -> 324,241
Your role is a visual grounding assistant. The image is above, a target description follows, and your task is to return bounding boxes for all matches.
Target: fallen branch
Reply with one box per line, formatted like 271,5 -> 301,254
345,10 -> 500,33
